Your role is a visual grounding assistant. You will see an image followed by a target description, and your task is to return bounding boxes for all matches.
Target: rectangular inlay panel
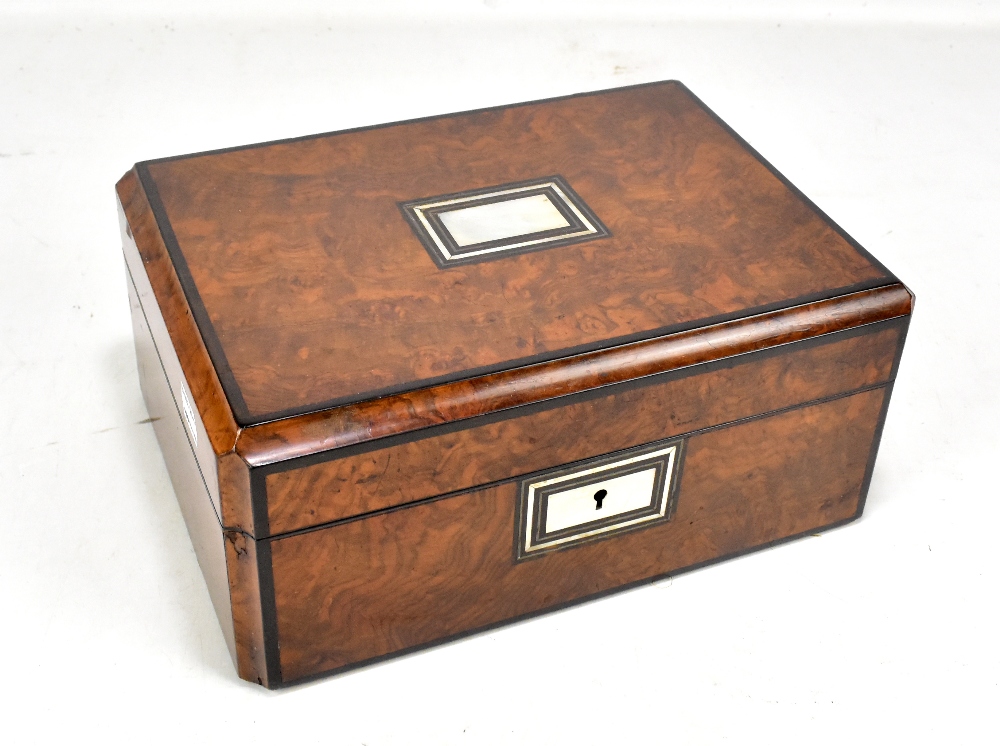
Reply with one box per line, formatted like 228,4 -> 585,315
517,440 -> 683,559
439,193 -> 571,246
399,175 -> 611,267
269,388 -> 888,681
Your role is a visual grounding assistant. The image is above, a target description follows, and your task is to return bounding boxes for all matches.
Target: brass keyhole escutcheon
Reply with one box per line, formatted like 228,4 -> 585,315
594,489 -> 608,510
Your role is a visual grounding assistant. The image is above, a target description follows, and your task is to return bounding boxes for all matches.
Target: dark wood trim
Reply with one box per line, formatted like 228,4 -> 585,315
127,264 -> 238,667
855,310 -> 911,517
887,304 -> 914,382
252,316 -> 904,540
678,82 -> 900,283
256,314 -> 907,478
116,169 -> 241,455
122,198 -> 257,535
138,160 -> 895,428
125,263 -> 220,523
258,379 -> 891,543
118,78 -> 915,689
265,386 -> 885,684
125,200 -> 266,680
268,511 -> 862,689
854,381 -> 896,519
255,537 -> 282,687
515,437 -> 685,560
134,163 -> 253,424
398,175 -> 612,268
138,80 -> 690,167
131,79 -> 904,428
235,283 -> 912,467
248,468 -> 271,540
122,73 -> 887,301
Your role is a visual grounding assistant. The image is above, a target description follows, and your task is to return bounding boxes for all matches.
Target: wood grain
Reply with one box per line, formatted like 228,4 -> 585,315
264,322 -> 902,534
239,284 -> 910,468
269,387 -> 887,683
123,194 -> 262,676
142,81 -> 893,422
224,530 -> 269,687
118,170 -> 240,455
119,79 -> 914,689
127,267 -> 238,667
120,172 -> 258,535
218,451 -> 255,536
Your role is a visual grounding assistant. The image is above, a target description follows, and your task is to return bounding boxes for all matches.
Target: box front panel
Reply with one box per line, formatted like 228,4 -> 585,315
264,322 -> 903,534
268,387 -> 887,684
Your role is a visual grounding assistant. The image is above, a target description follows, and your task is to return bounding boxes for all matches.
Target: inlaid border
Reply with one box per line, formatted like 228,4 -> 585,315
515,438 -> 685,560
248,314 -> 911,540
134,78 -> 904,426
257,375 -> 902,686
398,175 -> 611,268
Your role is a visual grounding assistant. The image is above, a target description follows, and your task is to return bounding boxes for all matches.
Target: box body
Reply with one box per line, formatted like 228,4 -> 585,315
118,81 -> 912,687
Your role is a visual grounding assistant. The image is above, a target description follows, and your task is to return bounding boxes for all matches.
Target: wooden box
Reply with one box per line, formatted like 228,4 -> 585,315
117,80 -> 912,688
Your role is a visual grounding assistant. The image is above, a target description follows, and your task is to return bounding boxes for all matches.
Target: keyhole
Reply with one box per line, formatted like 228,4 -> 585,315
594,489 -> 608,510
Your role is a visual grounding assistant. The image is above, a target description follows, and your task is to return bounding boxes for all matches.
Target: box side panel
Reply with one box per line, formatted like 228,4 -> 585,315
269,387 -> 886,684
265,320 -> 903,534
120,193 -> 222,520
119,173 -> 258,537
127,268 -> 238,668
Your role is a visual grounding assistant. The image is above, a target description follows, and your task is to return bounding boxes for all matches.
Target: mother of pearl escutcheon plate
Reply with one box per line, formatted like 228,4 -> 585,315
515,439 -> 685,560
398,175 -> 611,268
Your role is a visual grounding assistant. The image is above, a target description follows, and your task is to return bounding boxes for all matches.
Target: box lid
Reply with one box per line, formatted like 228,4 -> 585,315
118,80 -> 911,468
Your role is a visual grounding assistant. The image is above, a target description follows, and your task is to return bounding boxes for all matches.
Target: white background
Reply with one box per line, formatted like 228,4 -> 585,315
2,1 -> 998,743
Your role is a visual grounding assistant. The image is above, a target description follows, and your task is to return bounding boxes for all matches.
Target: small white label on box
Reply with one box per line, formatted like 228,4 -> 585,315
181,386 -> 198,448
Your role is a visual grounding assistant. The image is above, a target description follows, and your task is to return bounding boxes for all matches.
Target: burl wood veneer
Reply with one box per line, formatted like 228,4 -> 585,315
119,80 -> 912,688
272,388 -> 887,681
262,323 -> 903,533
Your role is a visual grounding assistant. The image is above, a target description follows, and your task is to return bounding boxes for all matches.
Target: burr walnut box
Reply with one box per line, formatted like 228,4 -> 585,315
117,80 -> 912,688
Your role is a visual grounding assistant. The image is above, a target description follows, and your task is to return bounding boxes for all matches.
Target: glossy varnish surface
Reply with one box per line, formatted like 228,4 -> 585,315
269,387 -> 887,682
126,266 -> 240,668
117,79 -> 913,689
237,284 -> 910,469
140,81 -> 892,423
263,321 -> 903,534
118,170 -> 239,453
